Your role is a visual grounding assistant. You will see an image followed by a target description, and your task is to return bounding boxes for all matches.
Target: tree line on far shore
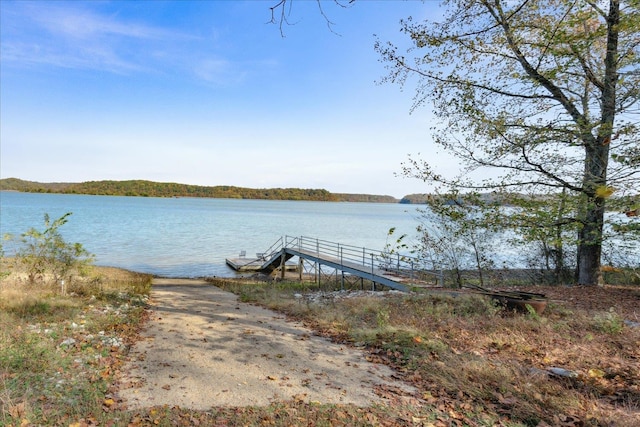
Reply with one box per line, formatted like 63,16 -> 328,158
0,178 -> 399,203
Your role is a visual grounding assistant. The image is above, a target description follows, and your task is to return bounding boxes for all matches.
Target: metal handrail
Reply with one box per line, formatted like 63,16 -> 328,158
277,235 -> 442,283
262,236 -> 284,259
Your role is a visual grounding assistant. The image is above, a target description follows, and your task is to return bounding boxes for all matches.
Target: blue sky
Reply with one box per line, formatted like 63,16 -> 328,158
1,0 -> 455,198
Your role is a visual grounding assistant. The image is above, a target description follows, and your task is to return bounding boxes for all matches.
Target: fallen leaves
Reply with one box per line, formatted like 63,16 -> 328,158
7,402 -> 27,419
588,368 -> 606,378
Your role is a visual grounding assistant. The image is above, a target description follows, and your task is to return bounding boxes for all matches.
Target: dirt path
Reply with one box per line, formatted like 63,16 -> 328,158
118,278 -> 416,410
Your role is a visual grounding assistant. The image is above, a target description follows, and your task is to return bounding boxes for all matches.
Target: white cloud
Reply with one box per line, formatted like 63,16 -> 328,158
1,2 -> 196,74
193,58 -> 245,85
27,3 -> 186,41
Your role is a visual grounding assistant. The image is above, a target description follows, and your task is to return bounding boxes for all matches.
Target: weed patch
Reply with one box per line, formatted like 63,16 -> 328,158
0,266 -> 151,426
592,310 -> 625,335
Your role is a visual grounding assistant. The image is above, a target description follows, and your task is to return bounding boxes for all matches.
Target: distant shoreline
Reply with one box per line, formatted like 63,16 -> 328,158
0,178 -> 407,204
3,179 -> 636,208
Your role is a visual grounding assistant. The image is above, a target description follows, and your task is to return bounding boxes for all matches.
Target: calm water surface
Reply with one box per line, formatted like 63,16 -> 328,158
0,192 -> 421,277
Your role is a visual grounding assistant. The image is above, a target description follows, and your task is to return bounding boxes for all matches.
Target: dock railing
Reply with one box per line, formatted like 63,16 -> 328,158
278,235 -> 443,285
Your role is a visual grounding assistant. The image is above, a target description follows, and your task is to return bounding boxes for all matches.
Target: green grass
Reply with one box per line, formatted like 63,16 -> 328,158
0,266 -> 152,426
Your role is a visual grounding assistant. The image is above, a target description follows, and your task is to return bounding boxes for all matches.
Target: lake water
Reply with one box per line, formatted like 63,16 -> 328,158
0,192 -> 421,277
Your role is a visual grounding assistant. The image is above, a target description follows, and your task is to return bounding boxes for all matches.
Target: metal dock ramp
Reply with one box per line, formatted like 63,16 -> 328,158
226,236 -> 442,292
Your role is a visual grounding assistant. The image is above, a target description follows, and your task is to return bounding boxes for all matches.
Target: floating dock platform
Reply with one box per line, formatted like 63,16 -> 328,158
226,256 -> 298,272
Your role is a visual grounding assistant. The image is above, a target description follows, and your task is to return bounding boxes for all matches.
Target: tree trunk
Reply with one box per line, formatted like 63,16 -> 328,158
576,0 -> 619,286
553,191 -> 566,284
576,200 -> 605,286
576,138 -> 609,286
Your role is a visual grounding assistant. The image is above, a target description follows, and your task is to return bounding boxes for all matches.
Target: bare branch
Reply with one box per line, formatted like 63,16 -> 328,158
268,0 -> 353,36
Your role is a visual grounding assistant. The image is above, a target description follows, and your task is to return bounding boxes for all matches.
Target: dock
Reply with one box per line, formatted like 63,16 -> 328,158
226,236 -> 443,292
226,255 -> 298,272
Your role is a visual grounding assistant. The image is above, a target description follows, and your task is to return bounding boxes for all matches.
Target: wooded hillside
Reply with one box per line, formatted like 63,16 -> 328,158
0,178 -> 398,203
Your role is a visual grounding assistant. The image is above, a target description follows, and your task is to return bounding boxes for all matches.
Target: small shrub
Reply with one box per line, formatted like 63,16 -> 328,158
15,213 -> 94,290
592,310 -> 624,334
453,294 -> 502,317
371,309 -> 387,329
422,337 -> 449,355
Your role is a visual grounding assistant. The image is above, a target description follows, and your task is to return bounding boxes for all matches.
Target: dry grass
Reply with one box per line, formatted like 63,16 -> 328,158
210,278 -> 640,427
0,262 -> 152,427
2,259 -> 638,426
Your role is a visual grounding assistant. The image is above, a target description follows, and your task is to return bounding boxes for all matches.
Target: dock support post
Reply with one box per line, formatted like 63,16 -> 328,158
315,262 -> 319,286
371,253 -> 375,291
280,253 -> 285,280
298,257 -> 303,281
411,261 -> 414,281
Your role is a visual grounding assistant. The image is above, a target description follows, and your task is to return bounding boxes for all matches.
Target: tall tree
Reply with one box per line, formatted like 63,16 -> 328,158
376,0 -> 639,285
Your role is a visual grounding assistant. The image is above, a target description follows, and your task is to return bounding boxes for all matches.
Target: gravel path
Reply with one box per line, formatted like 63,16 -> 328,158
118,278 -> 416,410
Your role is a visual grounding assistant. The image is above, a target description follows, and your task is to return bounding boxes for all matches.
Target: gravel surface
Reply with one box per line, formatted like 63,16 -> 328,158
118,278 -> 416,409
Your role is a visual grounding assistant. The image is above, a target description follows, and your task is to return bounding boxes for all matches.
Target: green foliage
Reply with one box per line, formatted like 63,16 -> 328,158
9,299 -> 51,318
333,193 -> 398,203
400,293 -> 502,320
377,227 -> 411,270
63,180 -> 341,200
16,213 -> 94,289
377,0 -> 640,285
504,190 -> 578,284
